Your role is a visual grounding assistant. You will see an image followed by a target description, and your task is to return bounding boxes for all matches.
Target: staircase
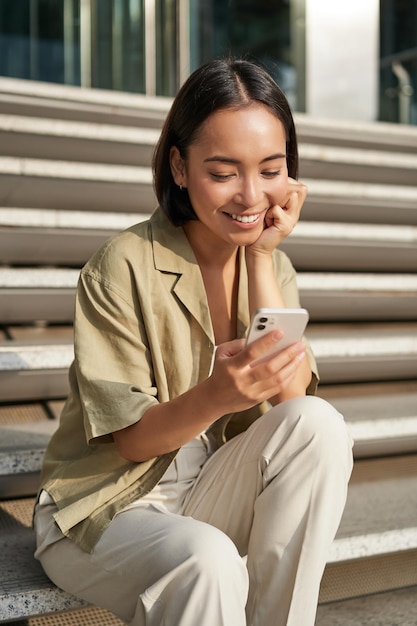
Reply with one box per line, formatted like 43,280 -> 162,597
0,76 -> 416,625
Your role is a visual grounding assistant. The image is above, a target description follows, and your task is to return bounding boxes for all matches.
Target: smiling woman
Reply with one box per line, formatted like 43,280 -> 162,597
170,105 -> 289,250
33,58 -> 353,626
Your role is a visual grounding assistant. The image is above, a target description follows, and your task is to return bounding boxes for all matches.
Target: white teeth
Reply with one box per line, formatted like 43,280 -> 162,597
231,214 -> 258,223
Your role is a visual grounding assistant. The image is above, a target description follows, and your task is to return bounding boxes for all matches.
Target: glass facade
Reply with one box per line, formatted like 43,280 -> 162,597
0,0 -> 296,100
380,0 -> 417,125
0,0 -> 80,85
0,0 -> 416,124
189,0 -> 298,108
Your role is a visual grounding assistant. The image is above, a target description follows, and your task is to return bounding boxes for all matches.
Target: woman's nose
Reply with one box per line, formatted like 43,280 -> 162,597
234,176 -> 264,208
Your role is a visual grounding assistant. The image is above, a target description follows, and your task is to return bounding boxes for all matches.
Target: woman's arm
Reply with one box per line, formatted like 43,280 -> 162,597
112,332 -> 306,462
245,179 -> 312,403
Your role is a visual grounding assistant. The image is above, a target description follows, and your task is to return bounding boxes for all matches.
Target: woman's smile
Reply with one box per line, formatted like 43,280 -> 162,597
225,211 -> 264,226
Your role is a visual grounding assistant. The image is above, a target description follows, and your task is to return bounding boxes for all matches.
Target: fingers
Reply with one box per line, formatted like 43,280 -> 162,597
210,333 -> 306,414
283,179 -> 307,213
215,338 -> 246,359
242,330 -> 304,369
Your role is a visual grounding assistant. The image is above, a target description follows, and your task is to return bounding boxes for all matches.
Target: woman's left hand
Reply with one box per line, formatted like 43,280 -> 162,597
247,178 -> 307,257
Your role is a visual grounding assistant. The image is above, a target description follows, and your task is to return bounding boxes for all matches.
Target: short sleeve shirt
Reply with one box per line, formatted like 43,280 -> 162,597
40,208 -> 318,553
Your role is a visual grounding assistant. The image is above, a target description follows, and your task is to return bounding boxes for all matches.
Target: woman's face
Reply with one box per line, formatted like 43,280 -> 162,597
171,103 -> 289,250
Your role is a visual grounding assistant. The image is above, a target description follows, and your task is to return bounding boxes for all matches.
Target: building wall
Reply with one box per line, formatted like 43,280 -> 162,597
305,0 -> 380,121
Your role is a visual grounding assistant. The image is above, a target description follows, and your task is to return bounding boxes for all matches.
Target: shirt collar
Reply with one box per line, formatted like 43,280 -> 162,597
149,208 -> 250,341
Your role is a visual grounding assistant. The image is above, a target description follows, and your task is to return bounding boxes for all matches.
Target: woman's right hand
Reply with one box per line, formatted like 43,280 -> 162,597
207,331 -> 306,415
113,332 -> 305,464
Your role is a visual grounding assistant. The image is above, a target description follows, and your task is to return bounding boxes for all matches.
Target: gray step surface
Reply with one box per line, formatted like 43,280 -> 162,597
307,322 -> 417,384
1,269 -> 416,323
1,381 -> 416,498
0,323 -> 416,398
0,403 -> 58,497
302,179 -> 417,225
283,221 -> 417,272
296,111 -> 417,154
0,76 -> 170,128
2,207 -> 416,270
319,454 -> 417,603
2,76 -> 417,155
0,498 -> 89,623
2,156 -> 417,225
0,113 -> 159,166
0,207 -> 148,265
1,455 -> 416,620
319,381 -> 417,458
300,144 -> 417,186
316,586 -> 417,626
2,115 -> 417,187
0,156 -> 155,212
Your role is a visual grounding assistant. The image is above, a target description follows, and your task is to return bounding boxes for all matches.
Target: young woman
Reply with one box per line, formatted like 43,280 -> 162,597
34,58 -> 353,626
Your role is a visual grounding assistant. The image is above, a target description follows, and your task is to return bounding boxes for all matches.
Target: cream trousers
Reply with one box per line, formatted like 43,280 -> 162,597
34,396 -> 353,626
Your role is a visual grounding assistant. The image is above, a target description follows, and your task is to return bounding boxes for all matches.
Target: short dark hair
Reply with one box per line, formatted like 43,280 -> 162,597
152,58 -> 299,226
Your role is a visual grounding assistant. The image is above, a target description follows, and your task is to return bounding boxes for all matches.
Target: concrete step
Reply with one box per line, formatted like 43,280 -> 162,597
316,585 -> 417,626
319,454 -> 417,604
302,179 -> 417,225
0,76 -> 170,128
0,156 -> 155,212
0,207 -> 148,265
283,221 -> 417,272
307,322 -> 417,384
0,497 -> 89,622
2,77 -> 417,155
2,155 -> 416,223
2,207 -> 416,270
1,380 -> 415,499
0,403 -> 58,498
1,114 -> 417,188
319,381 -> 417,458
297,273 -> 417,322
0,323 -> 416,401
1,457 -> 416,621
1,381 -> 416,498
295,112 -> 417,154
2,110 -> 417,171
300,144 -> 417,186
0,268 -> 416,323
0,113 -> 159,166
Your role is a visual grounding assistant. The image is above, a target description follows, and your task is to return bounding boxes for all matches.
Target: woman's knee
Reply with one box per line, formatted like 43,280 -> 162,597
265,395 -> 353,473
185,521 -> 247,582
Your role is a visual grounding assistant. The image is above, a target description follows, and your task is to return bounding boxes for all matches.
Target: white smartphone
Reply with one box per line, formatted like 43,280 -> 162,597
246,308 -> 309,363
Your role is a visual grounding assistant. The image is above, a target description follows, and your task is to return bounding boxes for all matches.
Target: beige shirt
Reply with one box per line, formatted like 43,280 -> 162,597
40,208 -> 318,553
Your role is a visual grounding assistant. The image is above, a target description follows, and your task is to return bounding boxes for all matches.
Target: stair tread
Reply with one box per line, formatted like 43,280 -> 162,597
301,143 -> 417,170
337,455 -> 417,542
2,268 -> 416,290
0,206 -> 145,229
302,179 -> 417,224
316,585 -> 417,625
0,112 -> 160,144
0,325 -> 416,365
0,498 -> 88,619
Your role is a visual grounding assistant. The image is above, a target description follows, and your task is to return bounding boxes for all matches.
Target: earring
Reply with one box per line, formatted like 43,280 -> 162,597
179,184 -> 183,191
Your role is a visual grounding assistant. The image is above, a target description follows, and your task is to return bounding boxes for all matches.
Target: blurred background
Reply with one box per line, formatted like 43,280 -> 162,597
0,0 -> 416,125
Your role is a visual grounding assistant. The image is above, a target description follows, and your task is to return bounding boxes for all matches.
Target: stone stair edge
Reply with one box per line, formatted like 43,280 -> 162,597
1,268 -> 417,291
2,207 -> 417,241
2,112 -> 417,160
1,158 -> 416,197
2,76 -> 417,151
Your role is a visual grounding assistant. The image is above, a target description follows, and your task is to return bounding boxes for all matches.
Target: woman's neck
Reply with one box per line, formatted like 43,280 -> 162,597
183,222 -> 240,343
183,221 -> 238,269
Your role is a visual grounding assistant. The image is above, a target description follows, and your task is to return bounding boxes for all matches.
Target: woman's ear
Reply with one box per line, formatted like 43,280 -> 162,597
170,146 -> 187,188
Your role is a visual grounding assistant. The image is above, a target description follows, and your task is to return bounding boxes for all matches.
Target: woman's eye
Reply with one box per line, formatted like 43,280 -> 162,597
211,173 -> 234,181
262,170 -> 281,178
